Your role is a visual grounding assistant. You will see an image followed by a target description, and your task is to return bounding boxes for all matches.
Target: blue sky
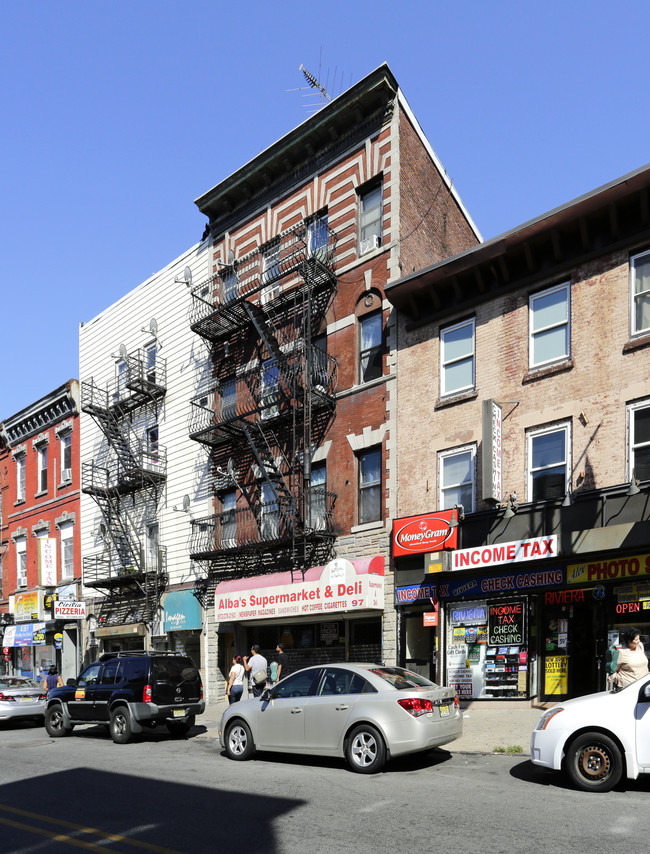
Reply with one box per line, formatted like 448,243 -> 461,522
2,0 -> 649,418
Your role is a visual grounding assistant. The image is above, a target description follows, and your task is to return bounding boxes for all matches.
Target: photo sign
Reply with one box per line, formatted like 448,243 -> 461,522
488,600 -> 525,645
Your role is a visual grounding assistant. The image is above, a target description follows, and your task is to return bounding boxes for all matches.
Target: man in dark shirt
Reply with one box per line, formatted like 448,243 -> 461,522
276,643 -> 290,680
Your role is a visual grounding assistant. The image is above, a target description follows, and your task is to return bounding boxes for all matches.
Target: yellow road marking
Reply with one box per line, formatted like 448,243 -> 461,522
0,804 -> 184,854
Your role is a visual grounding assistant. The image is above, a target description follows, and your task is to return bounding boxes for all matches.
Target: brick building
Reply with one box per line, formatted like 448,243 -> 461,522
189,63 -> 479,693
0,381 -> 81,681
386,163 -> 650,702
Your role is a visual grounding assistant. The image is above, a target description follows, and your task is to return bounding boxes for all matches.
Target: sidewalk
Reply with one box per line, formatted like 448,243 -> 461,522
198,697 -> 547,755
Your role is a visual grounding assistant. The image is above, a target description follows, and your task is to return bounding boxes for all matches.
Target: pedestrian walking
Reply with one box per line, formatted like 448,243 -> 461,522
276,643 -> 290,680
243,644 -> 268,697
42,665 -> 63,694
226,655 -> 245,704
613,627 -> 648,689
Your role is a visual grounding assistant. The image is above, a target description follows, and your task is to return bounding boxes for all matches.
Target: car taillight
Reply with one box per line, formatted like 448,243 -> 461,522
39,693 -> 47,700
454,695 -> 459,709
398,697 -> 434,717
143,684 -> 152,703
0,693 -> 16,702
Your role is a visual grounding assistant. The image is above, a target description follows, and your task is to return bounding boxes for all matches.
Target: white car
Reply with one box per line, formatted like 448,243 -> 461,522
531,673 -> 650,791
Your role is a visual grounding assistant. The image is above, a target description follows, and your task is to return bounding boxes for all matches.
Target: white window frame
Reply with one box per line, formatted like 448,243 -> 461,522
358,312 -> 383,384
144,342 -> 157,384
627,400 -> 650,481
60,432 -> 72,483
145,521 -> 159,572
221,489 -> 237,549
529,282 -> 570,369
307,213 -> 328,261
37,445 -> 48,494
16,455 -> 26,502
440,318 -> 475,397
261,244 -> 281,304
309,462 -> 327,530
260,482 -> 280,540
358,183 -> 382,252
526,422 -> 571,502
630,249 -> 650,337
438,444 -> 476,512
358,446 -> 382,525
60,522 -> 74,580
16,538 -> 27,588
223,267 -> 238,304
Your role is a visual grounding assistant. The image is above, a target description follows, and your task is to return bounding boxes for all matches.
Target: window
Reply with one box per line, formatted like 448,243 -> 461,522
359,312 -> 383,383
37,445 -> 48,493
630,250 -> 650,336
99,659 -> 122,686
359,183 -> 382,253
144,342 -> 157,384
60,523 -> 74,579
145,522 -> 159,572
222,377 -> 237,420
358,447 -> 382,524
16,538 -> 27,588
60,433 -> 72,483
440,318 -> 475,396
309,462 -> 327,530
529,283 -> 570,368
146,425 -> 159,468
223,267 -> 238,304
271,669 -> 319,700
261,244 -> 281,304
439,446 -> 475,512
527,424 -> 570,501
312,333 -> 328,390
260,358 -> 279,419
115,359 -> 127,401
16,456 -> 25,502
307,213 -> 328,262
221,490 -> 237,549
628,401 -> 650,481
260,482 -> 280,540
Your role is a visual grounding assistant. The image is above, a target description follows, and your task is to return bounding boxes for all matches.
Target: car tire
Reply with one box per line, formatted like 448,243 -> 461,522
345,724 -> 386,774
224,719 -> 255,761
166,714 -> 195,738
109,707 -> 133,744
45,705 -> 72,738
565,732 -> 623,792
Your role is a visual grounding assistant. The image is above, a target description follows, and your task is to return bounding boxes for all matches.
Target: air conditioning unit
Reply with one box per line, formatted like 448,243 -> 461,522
61,469 -> 72,483
359,234 -> 380,255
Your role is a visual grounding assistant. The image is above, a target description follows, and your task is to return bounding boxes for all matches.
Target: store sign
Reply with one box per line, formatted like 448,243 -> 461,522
449,603 -> 488,625
39,538 -> 58,587
439,567 -> 564,598
392,510 -> 458,557
395,583 -> 437,604
567,553 -> 650,584
482,399 -> 502,503
54,600 -> 87,619
215,558 -> 384,622
488,601 -> 525,645
423,612 -> 438,627
164,590 -> 203,632
3,622 -> 47,647
453,535 -> 558,571
11,591 -> 40,622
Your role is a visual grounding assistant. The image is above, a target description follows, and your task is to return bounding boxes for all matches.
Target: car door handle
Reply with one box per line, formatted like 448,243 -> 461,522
290,708 -> 303,714
335,704 -> 349,711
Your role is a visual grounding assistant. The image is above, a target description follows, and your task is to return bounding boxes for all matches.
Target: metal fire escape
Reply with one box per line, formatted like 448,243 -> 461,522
81,349 -> 168,627
188,214 -> 338,584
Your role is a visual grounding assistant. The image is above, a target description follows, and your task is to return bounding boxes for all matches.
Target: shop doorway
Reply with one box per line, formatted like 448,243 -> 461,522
402,610 -> 436,682
541,595 -> 605,700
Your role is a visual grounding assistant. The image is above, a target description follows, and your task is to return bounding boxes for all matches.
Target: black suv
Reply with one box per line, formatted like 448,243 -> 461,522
44,651 -> 205,743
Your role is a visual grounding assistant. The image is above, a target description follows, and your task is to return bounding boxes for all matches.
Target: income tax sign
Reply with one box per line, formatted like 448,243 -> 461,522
392,510 -> 458,557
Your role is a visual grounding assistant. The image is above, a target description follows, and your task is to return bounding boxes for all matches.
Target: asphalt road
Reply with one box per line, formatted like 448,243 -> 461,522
1,718 -> 648,853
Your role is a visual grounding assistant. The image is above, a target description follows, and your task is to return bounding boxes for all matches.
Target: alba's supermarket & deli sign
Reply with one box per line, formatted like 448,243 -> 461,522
392,510 -> 458,557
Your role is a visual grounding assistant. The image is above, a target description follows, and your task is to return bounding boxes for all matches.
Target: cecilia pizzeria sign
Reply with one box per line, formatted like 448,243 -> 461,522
392,510 -> 458,557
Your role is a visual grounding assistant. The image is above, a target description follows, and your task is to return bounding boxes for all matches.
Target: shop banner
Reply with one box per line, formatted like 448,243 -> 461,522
392,510 -> 458,557
567,552 -> 650,585
438,567 -> 564,598
3,622 -> 47,647
12,591 -> 40,621
54,600 -> 87,619
38,538 -> 57,587
395,582 -> 437,604
164,590 -> 203,632
215,557 -> 384,622
453,535 -> 558,571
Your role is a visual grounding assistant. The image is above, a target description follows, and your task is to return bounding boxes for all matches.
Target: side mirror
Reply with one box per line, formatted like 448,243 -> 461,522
66,678 -> 77,687
260,688 -> 272,702
639,682 -> 650,703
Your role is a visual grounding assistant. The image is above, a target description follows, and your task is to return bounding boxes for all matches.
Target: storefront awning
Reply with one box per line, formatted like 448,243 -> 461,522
164,590 -> 202,632
94,622 -> 146,638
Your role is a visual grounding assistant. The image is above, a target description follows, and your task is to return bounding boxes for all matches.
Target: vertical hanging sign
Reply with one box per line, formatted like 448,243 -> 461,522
482,399 -> 502,504
39,538 -> 58,587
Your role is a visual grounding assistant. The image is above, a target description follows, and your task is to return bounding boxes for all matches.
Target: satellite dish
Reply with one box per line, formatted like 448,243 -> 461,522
227,249 -> 235,265
149,318 -> 158,336
98,522 -> 107,538
182,494 -> 190,512
184,266 -> 193,286
119,343 -> 128,360
226,458 -> 235,477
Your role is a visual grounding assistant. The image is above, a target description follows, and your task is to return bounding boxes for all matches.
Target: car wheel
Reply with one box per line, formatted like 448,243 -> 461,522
565,732 -> 623,792
109,708 -> 133,744
45,706 -> 72,738
166,715 -> 195,738
224,719 -> 255,761
346,724 -> 386,774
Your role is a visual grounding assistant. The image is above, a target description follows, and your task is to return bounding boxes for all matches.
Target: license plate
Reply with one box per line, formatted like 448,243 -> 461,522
439,704 -> 450,717
173,708 -> 186,718
21,697 -> 35,703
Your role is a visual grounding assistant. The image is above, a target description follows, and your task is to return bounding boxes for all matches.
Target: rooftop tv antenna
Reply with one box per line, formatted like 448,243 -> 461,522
299,64 -> 332,103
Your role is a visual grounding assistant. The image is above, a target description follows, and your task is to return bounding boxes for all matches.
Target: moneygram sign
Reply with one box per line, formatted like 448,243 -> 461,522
392,510 -> 458,557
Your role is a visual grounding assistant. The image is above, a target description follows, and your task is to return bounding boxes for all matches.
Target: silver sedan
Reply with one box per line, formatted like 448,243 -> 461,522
0,676 -> 47,724
219,663 -> 462,773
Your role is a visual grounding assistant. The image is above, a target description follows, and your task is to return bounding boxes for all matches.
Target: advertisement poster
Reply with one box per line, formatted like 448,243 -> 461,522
545,655 -> 569,695
488,601 -> 525,645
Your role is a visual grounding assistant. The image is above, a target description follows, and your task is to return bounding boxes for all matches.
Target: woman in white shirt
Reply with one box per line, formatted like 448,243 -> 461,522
226,654 -> 245,703
613,628 -> 648,688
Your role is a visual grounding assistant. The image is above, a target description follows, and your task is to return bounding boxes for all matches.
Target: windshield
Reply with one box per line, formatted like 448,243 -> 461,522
369,667 -> 438,690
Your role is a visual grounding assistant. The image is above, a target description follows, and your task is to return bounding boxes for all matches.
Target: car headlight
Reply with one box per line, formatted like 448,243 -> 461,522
536,708 -> 564,730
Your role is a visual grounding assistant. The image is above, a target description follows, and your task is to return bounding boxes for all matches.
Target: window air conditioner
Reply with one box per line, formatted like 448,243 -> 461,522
359,234 -> 380,255
62,469 -> 72,483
